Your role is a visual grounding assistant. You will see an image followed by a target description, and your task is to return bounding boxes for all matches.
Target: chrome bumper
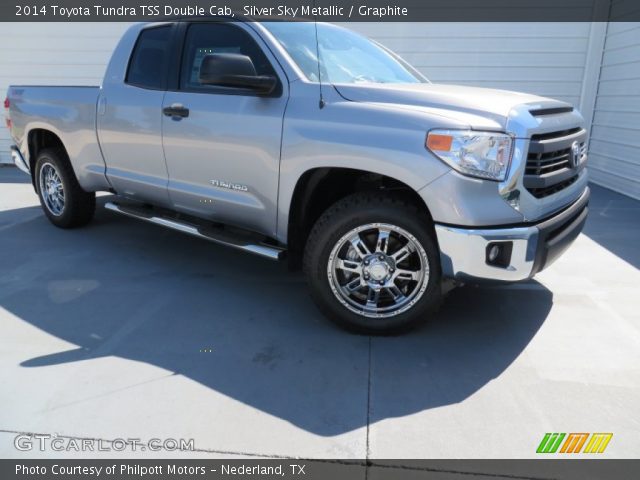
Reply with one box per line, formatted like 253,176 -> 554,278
11,146 -> 30,174
435,187 -> 590,282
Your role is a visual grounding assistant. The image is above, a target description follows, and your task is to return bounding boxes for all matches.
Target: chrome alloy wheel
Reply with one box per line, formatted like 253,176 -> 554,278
328,223 -> 430,318
39,162 -> 65,216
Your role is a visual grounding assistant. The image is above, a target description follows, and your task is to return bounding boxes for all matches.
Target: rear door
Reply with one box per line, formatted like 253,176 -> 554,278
161,22 -> 288,237
97,24 -> 175,207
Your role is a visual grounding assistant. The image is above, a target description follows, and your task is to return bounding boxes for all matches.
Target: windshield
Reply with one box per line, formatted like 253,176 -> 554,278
262,22 -> 426,84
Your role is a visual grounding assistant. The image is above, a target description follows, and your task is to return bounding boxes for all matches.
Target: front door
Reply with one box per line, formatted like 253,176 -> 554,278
161,22 -> 288,237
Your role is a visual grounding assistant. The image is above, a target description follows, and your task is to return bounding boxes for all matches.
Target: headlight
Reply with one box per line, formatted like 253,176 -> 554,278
426,129 -> 513,181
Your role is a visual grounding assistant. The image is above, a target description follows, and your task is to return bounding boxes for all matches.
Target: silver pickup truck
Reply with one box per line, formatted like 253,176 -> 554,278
5,20 -> 589,333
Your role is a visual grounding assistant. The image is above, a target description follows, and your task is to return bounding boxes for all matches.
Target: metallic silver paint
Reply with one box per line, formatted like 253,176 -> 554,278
97,85 -> 171,207
8,86 -> 109,191
161,23 -> 289,236
7,21 -> 589,284
275,82 -> 455,242
97,24 -> 172,207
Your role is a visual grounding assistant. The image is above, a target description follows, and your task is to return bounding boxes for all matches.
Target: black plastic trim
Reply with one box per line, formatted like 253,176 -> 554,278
529,187 -> 590,276
523,164 -> 585,189
529,107 -> 574,116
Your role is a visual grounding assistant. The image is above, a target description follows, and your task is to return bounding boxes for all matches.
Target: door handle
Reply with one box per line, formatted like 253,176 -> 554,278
163,104 -> 189,118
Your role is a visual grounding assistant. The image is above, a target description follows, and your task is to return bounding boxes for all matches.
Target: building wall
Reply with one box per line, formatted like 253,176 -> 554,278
349,22 -> 591,107
0,22 -> 133,163
1,21 -> 639,199
587,22 -> 640,200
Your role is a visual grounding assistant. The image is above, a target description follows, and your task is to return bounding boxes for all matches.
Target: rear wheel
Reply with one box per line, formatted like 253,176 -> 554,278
35,148 -> 95,228
304,193 -> 442,334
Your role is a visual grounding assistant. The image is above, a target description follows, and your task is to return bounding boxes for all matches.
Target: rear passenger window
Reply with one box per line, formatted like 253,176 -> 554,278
126,26 -> 172,90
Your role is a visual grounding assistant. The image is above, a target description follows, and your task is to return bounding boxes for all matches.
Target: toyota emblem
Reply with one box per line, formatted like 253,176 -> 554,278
570,141 -> 581,168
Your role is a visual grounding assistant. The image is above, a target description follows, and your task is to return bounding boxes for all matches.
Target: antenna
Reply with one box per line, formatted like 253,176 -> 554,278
313,2 -> 325,109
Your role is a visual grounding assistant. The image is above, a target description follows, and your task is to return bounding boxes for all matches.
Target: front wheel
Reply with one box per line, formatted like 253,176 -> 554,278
303,193 -> 442,334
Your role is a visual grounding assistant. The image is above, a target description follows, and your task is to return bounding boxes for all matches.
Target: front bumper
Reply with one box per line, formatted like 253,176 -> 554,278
11,146 -> 30,174
435,187 -> 590,282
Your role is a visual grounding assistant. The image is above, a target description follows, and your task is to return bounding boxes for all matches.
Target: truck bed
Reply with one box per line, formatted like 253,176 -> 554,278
7,85 -> 109,191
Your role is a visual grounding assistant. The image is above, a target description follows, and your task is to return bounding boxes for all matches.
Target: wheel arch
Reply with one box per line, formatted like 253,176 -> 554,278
27,128 -> 70,190
286,167 -> 435,269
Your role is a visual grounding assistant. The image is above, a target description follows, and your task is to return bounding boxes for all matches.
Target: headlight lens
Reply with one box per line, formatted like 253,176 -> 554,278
426,130 -> 513,181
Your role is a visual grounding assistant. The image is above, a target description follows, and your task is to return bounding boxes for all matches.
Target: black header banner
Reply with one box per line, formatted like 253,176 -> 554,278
4,0 -> 640,22
3,459 -> 640,479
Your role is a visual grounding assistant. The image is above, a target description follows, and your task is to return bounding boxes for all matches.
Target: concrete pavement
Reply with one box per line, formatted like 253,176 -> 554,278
0,165 -> 639,459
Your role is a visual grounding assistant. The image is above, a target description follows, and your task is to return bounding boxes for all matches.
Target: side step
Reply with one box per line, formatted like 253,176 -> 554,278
104,201 -> 285,261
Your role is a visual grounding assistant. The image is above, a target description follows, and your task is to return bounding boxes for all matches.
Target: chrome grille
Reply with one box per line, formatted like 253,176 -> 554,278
526,148 -> 572,176
524,127 -> 586,199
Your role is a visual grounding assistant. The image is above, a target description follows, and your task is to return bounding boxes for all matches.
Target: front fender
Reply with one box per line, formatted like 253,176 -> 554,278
277,84 -> 459,243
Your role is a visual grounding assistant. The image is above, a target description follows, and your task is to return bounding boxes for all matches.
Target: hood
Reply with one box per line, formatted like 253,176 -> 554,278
334,82 -> 571,128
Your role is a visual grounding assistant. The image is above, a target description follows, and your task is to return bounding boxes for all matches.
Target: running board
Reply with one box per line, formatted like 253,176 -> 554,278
104,201 -> 285,261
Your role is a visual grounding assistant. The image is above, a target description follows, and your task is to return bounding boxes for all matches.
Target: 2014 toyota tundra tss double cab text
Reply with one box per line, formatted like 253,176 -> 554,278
6,20 -> 590,334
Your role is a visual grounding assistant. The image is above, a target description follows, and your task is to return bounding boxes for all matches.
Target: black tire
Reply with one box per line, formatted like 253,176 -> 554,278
34,148 -> 95,228
303,193 -> 442,335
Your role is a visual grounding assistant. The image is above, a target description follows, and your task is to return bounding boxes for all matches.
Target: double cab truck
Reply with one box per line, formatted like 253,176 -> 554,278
5,20 -> 590,333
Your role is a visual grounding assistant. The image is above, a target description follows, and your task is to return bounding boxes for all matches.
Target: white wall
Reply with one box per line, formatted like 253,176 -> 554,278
0,22 -> 133,164
1,21 -> 639,200
588,22 -> 640,200
350,22 -> 591,107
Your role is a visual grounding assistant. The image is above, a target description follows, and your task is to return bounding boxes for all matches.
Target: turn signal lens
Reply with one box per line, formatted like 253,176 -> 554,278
426,133 -> 453,152
4,97 -> 10,130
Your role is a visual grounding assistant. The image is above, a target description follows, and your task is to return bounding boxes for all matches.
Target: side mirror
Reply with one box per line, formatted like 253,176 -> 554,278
199,53 -> 277,95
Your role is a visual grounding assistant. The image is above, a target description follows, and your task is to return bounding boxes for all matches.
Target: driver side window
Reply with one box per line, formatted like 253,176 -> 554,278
180,23 -> 277,92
